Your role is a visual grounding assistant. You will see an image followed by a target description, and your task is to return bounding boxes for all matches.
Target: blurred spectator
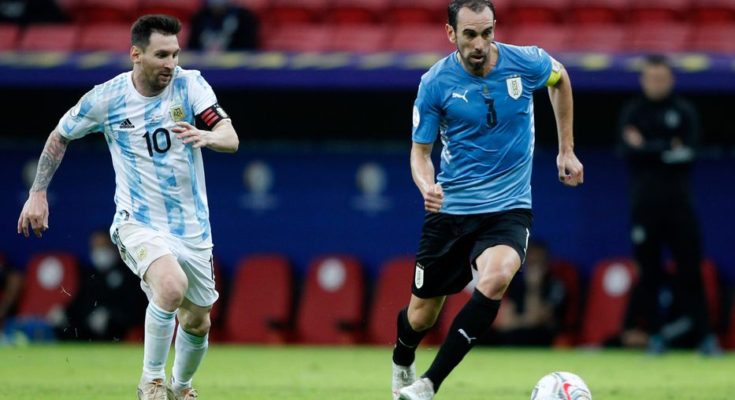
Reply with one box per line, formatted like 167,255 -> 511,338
618,55 -> 721,356
0,0 -> 68,25
188,0 -> 259,51
50,230 -> 146,341
489,241 -> 567,346
0,254 -> 23,330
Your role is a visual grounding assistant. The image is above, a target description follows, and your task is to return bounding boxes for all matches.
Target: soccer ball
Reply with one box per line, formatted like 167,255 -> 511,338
530,371 -> 592,400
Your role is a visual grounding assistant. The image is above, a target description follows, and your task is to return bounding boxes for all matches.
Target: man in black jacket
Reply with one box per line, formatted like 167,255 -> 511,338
618,55 -> 720,355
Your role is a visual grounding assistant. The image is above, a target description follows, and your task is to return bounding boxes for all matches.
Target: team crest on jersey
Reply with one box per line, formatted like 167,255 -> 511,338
506,76 -> 523,100
169,104 -> 186,122
414,262 -> 425,289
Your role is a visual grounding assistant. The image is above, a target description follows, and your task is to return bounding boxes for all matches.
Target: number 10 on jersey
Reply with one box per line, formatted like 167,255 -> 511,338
143,128 -> 171,156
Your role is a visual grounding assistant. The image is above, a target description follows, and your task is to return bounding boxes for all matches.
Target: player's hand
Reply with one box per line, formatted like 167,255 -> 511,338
623,126 -> 645,149
557,151 -> 584,187
423,183 -> 444,213
17,192 -> 49,238
173,121 -> 210,149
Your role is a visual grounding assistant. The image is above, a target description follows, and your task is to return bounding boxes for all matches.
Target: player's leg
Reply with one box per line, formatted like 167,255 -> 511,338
393,295 -> 445,399
420,245 -> 519,393
140,255 -> 188,396
169,247 -> 218,398
114,224 -> 188,399
169,298 -> 211,399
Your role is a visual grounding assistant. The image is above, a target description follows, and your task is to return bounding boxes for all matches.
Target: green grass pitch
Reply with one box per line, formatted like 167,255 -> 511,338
0,344 -> 732,399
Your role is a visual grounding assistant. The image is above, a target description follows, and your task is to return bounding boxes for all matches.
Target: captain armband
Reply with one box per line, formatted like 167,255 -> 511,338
545,57 -> 564,87
196,103 -> 230,130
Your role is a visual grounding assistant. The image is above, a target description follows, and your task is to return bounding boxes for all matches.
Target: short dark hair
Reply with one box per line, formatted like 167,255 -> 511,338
448,0 -> 496,29
131,14 -> 182,50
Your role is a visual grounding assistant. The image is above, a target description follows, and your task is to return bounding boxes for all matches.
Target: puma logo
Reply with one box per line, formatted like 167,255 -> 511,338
452,90 -> 469,103
458,328 -> 476,344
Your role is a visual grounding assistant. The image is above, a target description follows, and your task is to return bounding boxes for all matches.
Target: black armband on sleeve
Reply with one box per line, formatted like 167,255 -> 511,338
196,103 -> 230,130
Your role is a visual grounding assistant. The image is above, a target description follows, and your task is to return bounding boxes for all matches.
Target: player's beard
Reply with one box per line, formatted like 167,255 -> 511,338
461,49 -> 489,75
151,69 -> 173,92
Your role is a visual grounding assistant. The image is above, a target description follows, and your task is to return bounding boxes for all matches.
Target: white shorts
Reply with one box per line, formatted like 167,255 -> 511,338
112,223 -> 219,307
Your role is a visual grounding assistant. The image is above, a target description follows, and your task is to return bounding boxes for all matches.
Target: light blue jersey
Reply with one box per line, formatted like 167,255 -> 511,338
57,67 -> 219,246
412,42 -> 558,214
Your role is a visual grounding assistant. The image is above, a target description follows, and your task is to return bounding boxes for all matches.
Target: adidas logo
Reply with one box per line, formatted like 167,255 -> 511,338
119,119 -> 135,129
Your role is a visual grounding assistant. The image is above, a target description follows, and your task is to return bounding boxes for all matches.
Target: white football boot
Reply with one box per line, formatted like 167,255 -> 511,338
398,377 -> 435,400
392,362 -> 416,400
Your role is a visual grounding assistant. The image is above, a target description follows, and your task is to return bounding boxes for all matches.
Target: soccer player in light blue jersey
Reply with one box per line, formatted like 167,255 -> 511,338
17,15 -> 239,400
392,1 -> 583,399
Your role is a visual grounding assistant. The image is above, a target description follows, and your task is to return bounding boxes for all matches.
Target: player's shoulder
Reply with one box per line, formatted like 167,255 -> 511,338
84,71 -> 131,103
497,42 -> 549,64
420,52 -> 459,88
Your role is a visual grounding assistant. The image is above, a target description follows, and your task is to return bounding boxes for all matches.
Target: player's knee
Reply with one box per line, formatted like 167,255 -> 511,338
179,311 -> 211,336
156,277 -> 188,309
407,307 -> 439,332
477,265 -> 516,299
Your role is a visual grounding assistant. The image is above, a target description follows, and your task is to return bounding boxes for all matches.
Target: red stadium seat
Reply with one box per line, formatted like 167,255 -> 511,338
78,23 -> 131,52
18,253 -> 79,317
387,24 -> 455,53
72,0 -> 139,24
0,24 -> 20,50
390,0 -> 448,24
261,24 -> 331,52
19,24 -> 80,51
511,0 -> 572,24
330,0 -> 391,24
566,24 -> 625,52
549,261 -> 582,347
579,258 -> 638,346
692,0 -> 735,23
629,0 -> 692,22
138,0 -> 201,22
508,24 -> 570,54
296,255 -> 365,344
690,24 -> 735,53
366,256 -> 415,345
223,254 -> 293,343
570,0 -> 630,24
626,22 -> 692,52
329,24 -> 388,52
232,0 -> 271,14
268,0 -> 331,24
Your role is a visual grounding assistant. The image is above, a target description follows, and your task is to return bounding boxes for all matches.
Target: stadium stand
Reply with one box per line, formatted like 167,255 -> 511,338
71,0 -> 139,24
330,24 -> 389,52
17,253 -> 79,317
626,21 -> 692,52
329,0 -> 391,24
224,254 -> 293,343
569,0 -> 630,24
386,23 -> 455,52
690,24 -> 735,52
268,0 -> 331,24
511,0 -> 572,24
389,0 -> 448,24
78,23 -> 132,52
19,24 -> 80,51
565,24 -> 626,52
137,0 -> 200,22
507,24 -> 571,54
0,24 -> 20,51
549,261 -> 583,347
692,0 -> 735,23
366,256 -> 415,345
579,258 -> 638,346
629,0 -> 691,22
261,24 -> 331,52
296,255 -> 365,344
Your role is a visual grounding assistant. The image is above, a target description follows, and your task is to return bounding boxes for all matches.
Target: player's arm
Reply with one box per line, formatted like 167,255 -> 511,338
17,129 -> 70,238
547,60 -> 583,187
173,104 -> 239,153
411,142 -> 443,213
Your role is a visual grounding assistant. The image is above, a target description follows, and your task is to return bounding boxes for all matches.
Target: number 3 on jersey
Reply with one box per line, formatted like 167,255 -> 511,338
143,128 -> 171,156
484,97 -> 498,128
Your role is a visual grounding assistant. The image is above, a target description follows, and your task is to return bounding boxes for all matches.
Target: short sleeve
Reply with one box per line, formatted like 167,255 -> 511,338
187,71 -> 218,116
522,46 -> 555,92
56,87 -> 104,140
411,78 -> 442,144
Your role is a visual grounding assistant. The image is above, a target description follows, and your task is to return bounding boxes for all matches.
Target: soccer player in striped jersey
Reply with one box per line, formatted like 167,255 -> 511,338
392,1 -> 583,399
17,14 -> 238,400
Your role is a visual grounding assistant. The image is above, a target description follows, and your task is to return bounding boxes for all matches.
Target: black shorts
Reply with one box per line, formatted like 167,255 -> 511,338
412,208 -> 533,298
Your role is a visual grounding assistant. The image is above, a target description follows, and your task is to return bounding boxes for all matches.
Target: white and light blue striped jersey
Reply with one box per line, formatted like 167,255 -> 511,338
57,66 -> 219,246
412,42 -> 558,215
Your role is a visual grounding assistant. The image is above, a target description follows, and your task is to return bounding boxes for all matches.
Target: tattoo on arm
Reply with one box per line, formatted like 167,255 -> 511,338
30,130 -> 70,192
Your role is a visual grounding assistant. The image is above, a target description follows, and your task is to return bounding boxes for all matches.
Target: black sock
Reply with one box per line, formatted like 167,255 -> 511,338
424,289 -> 500,391
392,307 -> 429,366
